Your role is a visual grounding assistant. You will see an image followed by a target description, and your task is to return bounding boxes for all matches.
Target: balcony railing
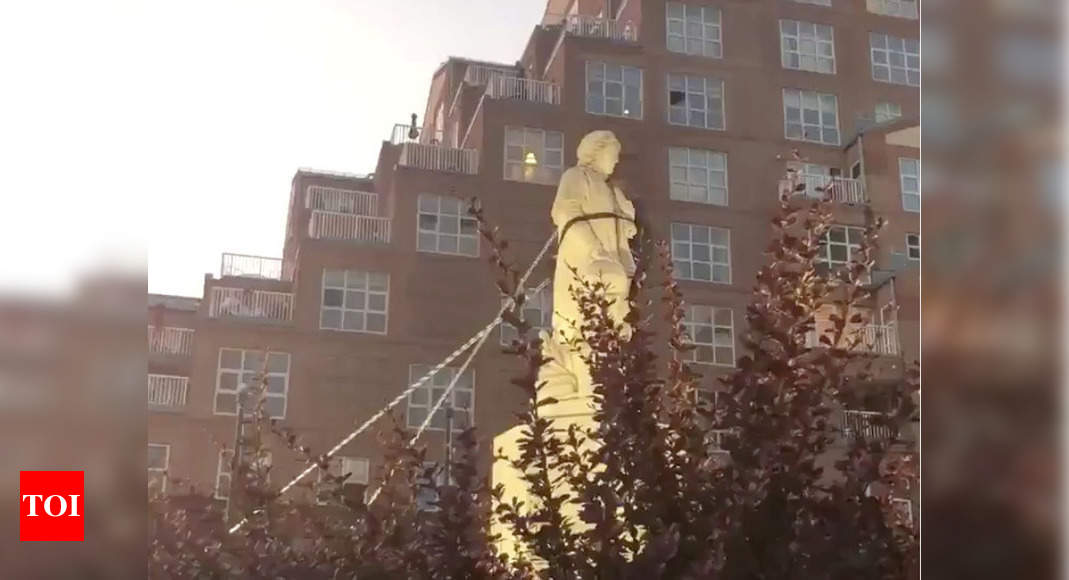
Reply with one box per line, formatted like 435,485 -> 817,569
807,324 -> 898,355
399,142 -> 479,174
779,177 -> 866,204
486,76 -> 561,106
565,14 -> 637,42
148,374 -> 188,409
220,253 -> 283,280
209,287 -> 293,322
840,410 -> 897,442
308,210 -> 391,243
390,124 -> 444,146
866,0 -> 918,19
463,64 -> 520,86
147,326 -> 194,356
305,185 -> 378,216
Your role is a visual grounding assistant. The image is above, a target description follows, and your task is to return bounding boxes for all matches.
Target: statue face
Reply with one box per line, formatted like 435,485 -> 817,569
593,141 -> 621,175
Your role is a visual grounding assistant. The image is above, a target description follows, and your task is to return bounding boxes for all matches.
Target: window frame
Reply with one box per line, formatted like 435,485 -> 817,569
818,225 -> 866,269
148,443 -> 170,494
585,61 -> 644,120
665,2 -> 723,58
683,305 -> 736,367
416,193 -> 480,257
316,456 -> 370,505
667,73 -> 725,130
503,126 -> 565,185
906,233 -> 920,260
783,88 -> 840,145
875,102 -> 902,123
668,146 -> 729,206
320,269 -> 389,334
406,364 -> 476,432
870,32 -> 920,87
671,222 -> 732,284
500,285 -> 553,346
779,19 -> 836,74
213,348 -> 291,419
899,157 -> 920,212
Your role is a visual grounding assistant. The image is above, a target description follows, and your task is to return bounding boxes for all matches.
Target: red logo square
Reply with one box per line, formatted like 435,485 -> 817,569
19,471 -> 84,541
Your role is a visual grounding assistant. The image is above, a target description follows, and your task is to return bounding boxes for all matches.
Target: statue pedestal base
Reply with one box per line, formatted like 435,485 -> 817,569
491,394 -> 598,563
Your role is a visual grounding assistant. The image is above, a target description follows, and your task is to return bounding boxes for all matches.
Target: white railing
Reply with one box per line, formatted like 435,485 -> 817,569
308,210 -> 391,243
565,14 -> 637,42
486,76 -> 561,106
305,186 -> 379,216
148,374 -> 188,409
147,326 -> 194,355
209,287 -> 294,322
862,324 -> 899,356
463,64 -> 520,86
399,142 -> 479,174
866,0 -> 918,19
390,124 -> 444,145
220,253 -> 283,280
779,177 -> 866,204
840,410 -> 897,442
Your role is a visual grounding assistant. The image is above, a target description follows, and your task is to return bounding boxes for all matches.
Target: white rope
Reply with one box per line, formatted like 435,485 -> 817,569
229,233 -> 555,533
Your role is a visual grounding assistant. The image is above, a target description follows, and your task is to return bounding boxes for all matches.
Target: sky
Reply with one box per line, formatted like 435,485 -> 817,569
0,1 -> 546,298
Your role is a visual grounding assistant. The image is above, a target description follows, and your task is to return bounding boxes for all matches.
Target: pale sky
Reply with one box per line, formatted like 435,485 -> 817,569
0,1 -> 545,298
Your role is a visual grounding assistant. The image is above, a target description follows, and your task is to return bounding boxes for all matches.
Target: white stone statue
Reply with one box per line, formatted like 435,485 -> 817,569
538,130 -> 637,408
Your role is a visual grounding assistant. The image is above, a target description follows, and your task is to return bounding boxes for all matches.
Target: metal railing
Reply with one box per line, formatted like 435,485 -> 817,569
861,324 -> 899,355
220,253 -> 283,280
779,177 -> 866,204
308,210 -> 391,243
209,287 -> 293,322
486,76 -> 561,106
148,374 -> 189,409
305,185 -> 378,216
866,0 -> 918,19
565,14 -> 637,42
390,124 -> 445,146
147,326 -> 194,356
840,410 -> 897,442
399,142 -> 479,174
463,64 -> 520,86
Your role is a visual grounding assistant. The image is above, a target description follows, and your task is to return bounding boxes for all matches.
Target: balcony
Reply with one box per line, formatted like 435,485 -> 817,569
807,324 -> 898,356
866,0 -> 918,19
779,177 -> 866,204
486,76 -> 561,106
209,287 -> 293,322
220,253 -> 283,280
148,374 -> 188,410
399,142 -> 479,175
840,410 -> 897,443
463,64 -> 520,86
306,185 -> 378,216
147,326 -> 194,356
565,14 -> 637,43
308,211 -> 391,243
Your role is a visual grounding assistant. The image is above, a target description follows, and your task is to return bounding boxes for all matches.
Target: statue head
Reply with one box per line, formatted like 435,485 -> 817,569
576,130 -> 622,176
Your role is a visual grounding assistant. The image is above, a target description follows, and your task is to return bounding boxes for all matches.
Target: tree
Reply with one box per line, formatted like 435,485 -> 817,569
149,177 -> 918,578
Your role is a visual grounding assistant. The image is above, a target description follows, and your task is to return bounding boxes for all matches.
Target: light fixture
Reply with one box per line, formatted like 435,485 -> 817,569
524,151 -> 538,166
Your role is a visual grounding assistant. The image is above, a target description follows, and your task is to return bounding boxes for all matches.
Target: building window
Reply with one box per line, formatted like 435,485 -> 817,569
148,443 -> 169,495
321,269 -> 389,334
818,225 -> 865,273
683,305 -> 735,366
585,61 -> 643,119
417,194 -> 479,257
216,449 -> 272,500
416,461 -> 453,512
214,348 -> 290,419
870,33 -> 920,86
780,20 -> 835,74
504,127 -> 564,185
666,2 -> 722,58
899,158 -> 920,212
667,74 -> 725,130
669,147 -> 728,205
671,222 -> 731,284
316,456 -> 370,504
875,102 -> 902,123
791,0 -> 832,5
787,161 -> 832,198
906,234 -> 920,260
501,286 -> 553,345
407,364 -> 474,432
867,0 -> 918,19
783,88 -> 840,145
